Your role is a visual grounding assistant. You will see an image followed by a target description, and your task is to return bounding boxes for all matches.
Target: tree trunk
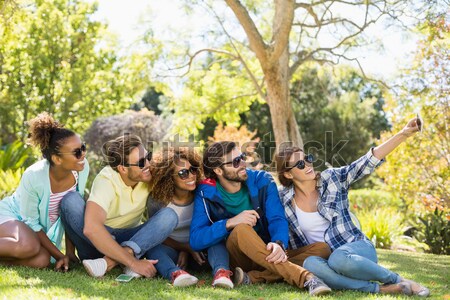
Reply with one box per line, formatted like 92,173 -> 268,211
264,48 -> 303,150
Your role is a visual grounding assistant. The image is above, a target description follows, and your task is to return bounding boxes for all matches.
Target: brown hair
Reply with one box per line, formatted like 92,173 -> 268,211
275,147 -> 320,187
27,112 -> 75,165
203,141 -> 236,180
149,148 -> 203,204
102,134 -> 142,171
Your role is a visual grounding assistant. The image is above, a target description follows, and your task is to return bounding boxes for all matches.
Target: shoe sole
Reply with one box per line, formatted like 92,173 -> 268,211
82,261 -> 104,278
173,275 -> 199,287
233,267 -> 244,286
311,286 -> 332,296
213,278 -> 234,289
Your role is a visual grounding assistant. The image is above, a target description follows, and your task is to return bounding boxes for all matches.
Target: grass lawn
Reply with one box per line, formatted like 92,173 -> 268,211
0,249 -> 448,299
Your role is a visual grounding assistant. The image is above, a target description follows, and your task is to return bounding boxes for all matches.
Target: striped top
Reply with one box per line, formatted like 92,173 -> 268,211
48,171 -> 78,225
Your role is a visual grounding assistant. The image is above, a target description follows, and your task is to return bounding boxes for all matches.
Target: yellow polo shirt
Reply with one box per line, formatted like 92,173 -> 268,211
88,166 -> 149,228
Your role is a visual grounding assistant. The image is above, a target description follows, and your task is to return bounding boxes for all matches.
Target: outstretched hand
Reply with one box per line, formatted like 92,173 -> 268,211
401,117 -> 421,138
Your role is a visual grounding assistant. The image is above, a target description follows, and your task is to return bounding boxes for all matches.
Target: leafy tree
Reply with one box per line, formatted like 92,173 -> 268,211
376,17 -> 449,213
0,0 -> 156,143
237,64 -> 390,172
166,0 -> 444,148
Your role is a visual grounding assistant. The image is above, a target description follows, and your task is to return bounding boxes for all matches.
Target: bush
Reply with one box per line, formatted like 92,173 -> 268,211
0,168 -> 23,199
348,189 -> 403,212
0,141 -> 36,171
356,208 -> 404,249
84,109 -> 169,158
415,208 -> 450,255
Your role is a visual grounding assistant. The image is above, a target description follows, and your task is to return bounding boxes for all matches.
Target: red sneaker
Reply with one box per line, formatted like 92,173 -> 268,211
212,268 -> 234,289
171,270 -> 198,287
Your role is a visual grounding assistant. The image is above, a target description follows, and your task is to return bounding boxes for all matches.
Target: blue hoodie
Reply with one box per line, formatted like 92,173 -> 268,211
189,169 -> 288,251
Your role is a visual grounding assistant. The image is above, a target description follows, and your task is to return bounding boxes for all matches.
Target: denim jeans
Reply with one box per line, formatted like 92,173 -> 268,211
147,242 -> 230,280
60,191 -> 178,260
303,240 -> 400,293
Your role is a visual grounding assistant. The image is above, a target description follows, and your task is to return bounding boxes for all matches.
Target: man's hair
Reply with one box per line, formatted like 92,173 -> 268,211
203,141 -> 236,180
102,134 -> 142,171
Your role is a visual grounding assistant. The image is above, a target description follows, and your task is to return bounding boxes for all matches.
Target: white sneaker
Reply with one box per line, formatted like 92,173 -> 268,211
82,258 -> 107,278
123,266 -> 142,278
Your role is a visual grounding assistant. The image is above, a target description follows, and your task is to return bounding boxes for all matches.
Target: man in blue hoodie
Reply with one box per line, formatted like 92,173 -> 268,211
190,141 -> 332,296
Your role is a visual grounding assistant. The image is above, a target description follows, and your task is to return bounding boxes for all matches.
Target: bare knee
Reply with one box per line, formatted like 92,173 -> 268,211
29,248 -> 51,269
13,239 -> 41,259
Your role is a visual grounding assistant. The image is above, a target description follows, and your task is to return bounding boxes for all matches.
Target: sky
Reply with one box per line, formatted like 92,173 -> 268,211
90,0 -> 419,81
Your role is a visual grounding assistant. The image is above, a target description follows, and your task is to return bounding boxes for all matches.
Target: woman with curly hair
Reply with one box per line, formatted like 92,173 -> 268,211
0,112 -> 89,270
146,148 -> 234,288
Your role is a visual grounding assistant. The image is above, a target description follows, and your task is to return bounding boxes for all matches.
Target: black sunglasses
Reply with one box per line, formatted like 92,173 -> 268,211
124,152 -> 152,169
58,143 -> 87,159
286,154 -> 314,170
176,166 -> 199,180
221,153 -> 247,168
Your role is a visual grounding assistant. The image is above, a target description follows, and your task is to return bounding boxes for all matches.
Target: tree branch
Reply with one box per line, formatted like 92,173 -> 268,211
270,0 -> 295,60
224,0 -> 268,63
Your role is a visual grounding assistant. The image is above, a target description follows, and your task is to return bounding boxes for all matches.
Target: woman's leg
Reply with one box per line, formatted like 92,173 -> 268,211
206,241 -> 230,276
328,240 -> 400,284
146,244 -> 180,280
0,220 -> 50,268
304,255 -> 379,293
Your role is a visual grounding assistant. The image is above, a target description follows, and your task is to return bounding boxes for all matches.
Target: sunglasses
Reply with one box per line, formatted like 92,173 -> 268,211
58,143 -> 87,159
286,154 -> 314,170
221,153 -> 247,168
124,152 -> 152,169
176,166 -> 199,180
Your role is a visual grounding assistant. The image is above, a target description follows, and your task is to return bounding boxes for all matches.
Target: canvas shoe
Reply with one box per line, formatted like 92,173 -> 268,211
212,268 -> 234,289
171,270 -> 198,287
82,258 -> 107,278
123,266 -> 142,279
233,267 -> 251,286
303,276 -> 332,296
400,278 -> 429,297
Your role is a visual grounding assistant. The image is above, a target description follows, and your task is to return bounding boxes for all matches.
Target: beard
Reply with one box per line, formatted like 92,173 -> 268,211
221,167 -> 248,183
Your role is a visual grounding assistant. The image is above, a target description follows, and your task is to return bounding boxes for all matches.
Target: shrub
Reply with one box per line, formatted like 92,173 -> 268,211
415,208 -> 450,255
0,141 -> 36,171
348,189 -> 403,212
84,109 -> 169,158
0,168 -> 23,199
356,208 -> 404,249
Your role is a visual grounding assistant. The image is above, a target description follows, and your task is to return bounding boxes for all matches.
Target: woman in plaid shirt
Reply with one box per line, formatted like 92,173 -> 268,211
275,117 -> 429,296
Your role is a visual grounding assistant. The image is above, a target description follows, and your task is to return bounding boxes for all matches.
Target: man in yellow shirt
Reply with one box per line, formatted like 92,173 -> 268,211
61,135 -> 177,278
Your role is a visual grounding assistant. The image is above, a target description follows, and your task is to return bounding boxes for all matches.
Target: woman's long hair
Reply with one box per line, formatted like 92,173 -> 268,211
149,148 -> 203,205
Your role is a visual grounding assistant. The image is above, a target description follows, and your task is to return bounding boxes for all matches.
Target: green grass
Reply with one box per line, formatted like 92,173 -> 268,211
0,250 -> 448,299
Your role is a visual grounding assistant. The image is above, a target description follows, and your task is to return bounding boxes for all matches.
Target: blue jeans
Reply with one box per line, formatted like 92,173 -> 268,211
147,242 -> 230,280
60,191 -> 178,260
303,240 -> 400,293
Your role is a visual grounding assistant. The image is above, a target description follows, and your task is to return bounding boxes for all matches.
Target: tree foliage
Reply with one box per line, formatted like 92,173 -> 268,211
0,0 -> 155,143
164,0 -> 443,148
376,17 -> 449,213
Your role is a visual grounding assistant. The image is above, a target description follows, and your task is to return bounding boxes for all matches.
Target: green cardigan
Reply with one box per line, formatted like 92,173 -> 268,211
0,159 -> 89,249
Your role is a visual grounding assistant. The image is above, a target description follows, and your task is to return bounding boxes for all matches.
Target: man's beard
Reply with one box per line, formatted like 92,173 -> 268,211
222,167 -> 248,183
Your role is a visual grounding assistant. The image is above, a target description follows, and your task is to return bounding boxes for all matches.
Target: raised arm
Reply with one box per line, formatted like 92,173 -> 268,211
373,117 -> 420,160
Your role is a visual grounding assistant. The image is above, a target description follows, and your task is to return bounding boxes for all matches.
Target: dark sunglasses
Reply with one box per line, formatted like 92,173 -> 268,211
176,166 -> 199,180
124,152 -> 152,169
221,153 -> 247,168
58,143 -> 87,159
286,154 -> 314,170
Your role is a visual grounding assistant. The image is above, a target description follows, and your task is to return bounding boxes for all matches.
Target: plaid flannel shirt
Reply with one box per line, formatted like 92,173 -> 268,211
279,149 -> 384,251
